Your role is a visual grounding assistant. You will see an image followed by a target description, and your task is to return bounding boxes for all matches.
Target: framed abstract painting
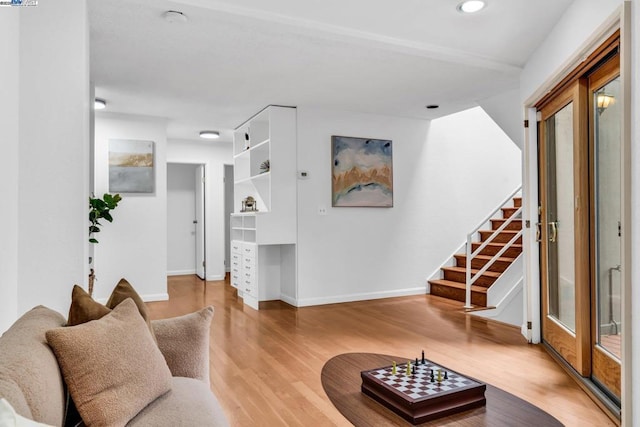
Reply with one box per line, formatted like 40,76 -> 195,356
108,139 -> 155,193
331,135 -> 393,207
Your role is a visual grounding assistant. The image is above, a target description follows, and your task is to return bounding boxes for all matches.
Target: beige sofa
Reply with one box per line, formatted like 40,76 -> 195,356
0,305 -> 229,427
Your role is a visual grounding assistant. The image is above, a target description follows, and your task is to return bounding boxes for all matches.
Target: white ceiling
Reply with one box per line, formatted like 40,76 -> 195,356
89,0 -> 574,143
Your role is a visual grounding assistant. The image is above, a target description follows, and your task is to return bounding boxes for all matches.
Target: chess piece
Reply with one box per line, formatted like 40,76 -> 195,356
406,361 -> 411,377
422,350 -> 425,364
444,371 -> 448,380
430,369 -> 435,383
437,369 -> 443,383
412,364 -> 416,375
392,361 -> 397,375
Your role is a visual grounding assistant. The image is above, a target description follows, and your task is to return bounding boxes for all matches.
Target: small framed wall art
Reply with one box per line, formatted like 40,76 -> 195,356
331,135 -> 393,207
108,139 -> 155,193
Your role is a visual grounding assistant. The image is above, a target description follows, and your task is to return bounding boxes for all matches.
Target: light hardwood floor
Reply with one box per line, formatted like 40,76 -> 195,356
147,275 -> 615,426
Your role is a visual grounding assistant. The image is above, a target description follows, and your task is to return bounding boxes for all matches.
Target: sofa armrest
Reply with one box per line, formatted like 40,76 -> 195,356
151,306 -> 214,383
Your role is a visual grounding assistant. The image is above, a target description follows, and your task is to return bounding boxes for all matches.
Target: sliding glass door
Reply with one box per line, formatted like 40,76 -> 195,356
537,39 -> 621,402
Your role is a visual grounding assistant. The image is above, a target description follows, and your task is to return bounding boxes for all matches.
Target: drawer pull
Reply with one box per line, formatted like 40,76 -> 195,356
245,288 -> 251,292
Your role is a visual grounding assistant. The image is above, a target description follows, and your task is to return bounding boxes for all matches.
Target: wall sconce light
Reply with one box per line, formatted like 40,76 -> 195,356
596,93 -> 615,115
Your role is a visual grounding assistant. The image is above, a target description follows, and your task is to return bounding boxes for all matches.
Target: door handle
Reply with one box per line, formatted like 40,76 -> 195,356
549,221 -> 558,243
535,223 -> 542,242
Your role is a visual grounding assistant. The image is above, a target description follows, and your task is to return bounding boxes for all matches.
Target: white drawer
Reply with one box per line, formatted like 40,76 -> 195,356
231,241 -> 242,253
231,272 -> 240,288
231,259 -> 241,270
241,275 -> 256,296
231,253 -> 241,263
242,243 -> 257,259
242,261 -> 256,274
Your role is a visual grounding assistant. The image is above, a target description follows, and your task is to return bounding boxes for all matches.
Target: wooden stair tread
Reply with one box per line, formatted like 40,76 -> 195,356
473,242 -> 522,248
441,266 -> 501,278
455,254 -> 516,263
428,279 -> 488,293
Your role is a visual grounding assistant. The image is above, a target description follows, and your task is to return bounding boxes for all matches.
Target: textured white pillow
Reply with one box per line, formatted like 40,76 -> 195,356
0,399 -> 54,427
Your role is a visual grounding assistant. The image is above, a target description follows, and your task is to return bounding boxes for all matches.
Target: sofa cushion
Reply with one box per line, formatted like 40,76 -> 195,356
46,299 -> 172,427
127,377 -> 229,427
151,306 -> 214,382
0,306 -> 66,427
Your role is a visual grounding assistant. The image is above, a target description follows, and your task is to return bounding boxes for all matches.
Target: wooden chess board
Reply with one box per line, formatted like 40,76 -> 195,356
361,359 -> 486,424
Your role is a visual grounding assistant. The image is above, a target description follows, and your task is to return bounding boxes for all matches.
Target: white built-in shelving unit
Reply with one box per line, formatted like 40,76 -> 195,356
230,105 -> 297,309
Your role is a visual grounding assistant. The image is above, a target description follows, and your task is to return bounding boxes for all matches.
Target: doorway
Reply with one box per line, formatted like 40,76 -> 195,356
167,163 -> 206,279
536,33 -> 621,407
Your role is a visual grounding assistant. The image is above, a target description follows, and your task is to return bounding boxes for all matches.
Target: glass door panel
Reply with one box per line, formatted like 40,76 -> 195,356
594,77 -> 621,358
546,103 -> 576,332
590,59 -> 621,400
539,79 -> 589,376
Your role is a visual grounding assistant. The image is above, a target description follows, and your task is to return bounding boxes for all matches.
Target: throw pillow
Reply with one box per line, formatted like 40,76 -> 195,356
106,278 -> 155,341
67,285 -> 110,327
152,306 -> 214,382
46,299 -> 172,427
66,279 -> 156,342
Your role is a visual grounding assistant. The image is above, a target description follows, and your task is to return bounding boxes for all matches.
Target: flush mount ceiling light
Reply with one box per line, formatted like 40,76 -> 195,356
163,10 -> 188,23
457,0 -> 486,13
199,130 -> 220,140
94,98 -> 107,110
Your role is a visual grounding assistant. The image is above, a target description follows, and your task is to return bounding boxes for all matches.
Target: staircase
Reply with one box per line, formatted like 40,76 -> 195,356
428,195 -> 522,307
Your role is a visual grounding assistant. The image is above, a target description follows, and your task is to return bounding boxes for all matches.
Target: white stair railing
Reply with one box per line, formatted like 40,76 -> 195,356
464,186 -> 523,309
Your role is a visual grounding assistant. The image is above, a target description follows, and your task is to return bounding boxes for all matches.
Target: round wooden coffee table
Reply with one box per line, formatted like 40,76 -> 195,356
321,353 -> 563,426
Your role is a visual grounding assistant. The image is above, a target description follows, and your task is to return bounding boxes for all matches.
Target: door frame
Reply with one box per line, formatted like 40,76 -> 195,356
166,161 -> 208,279
522,12 -> 631,422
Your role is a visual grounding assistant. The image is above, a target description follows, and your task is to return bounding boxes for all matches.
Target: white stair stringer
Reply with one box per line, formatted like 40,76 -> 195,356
471,255 -> 523,327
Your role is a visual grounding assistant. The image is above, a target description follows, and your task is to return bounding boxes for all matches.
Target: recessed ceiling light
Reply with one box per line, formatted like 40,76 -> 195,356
94,98 -> 106,110
425,105 -> 440,109
199,130 -> 220,140
163,10 -> 188,23
457,0 -> 486,13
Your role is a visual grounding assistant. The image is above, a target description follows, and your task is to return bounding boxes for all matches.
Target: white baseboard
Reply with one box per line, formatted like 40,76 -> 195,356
97,293 -> 169,304
141,293 -> 169,302
280,294 -> 297,307
167,269 -> 196,276
294,286 -> 427,307
206,274 -> 225,281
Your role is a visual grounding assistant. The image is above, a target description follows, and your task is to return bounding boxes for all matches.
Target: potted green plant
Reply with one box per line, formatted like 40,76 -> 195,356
88,193 -> 121,295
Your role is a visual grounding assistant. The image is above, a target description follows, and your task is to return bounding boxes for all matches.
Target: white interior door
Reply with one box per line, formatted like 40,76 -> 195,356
195,165 -> 206,279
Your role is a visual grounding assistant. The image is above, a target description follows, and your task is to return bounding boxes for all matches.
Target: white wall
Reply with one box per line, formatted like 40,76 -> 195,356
15,1 -> 90,318
295,106 -> 521,305
93,113 -> 168,301
166,140 -> 233,281
0,11 -> 20,333
478,88 -> 523,149
521,0 -> 622,103
167,163 -> 197,275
